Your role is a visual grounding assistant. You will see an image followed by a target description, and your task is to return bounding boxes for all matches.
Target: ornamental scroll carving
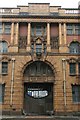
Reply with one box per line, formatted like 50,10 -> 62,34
19,36 -> 27,49
50,36 -> 59,49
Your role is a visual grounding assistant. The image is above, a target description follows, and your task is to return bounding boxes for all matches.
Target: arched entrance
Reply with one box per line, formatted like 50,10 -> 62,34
23,61 -> 55,115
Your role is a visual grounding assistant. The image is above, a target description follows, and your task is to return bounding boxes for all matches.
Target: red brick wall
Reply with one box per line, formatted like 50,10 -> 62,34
19,23 -> 28,36
50,24 -> 59,37
67,35 -> 80,44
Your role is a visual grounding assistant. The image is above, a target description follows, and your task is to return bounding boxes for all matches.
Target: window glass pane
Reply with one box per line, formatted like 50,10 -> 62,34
43,26 -> 46,35
72,85 -> 80,102
2,62 -> 8,74
23,61 -> 53,77
75,24 -> 80,34
36,44 -> 42,54
31,27 -> 35,36
0,41 -> 8,53
4,23 -> 11,34
67,24 -> 73,35
27,88 -> 48,98
70,42 -> 80,54
70,63 -> 76,75
78,63 -> 80,74
0,84 -> 5,103
0,24 -> 3,34
36,26 -> 42,36
31,44 -> 34,53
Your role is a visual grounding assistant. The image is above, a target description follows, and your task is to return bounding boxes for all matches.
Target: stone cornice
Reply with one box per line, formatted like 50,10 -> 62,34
1,14 -> 80,19
0,17 -> 79,23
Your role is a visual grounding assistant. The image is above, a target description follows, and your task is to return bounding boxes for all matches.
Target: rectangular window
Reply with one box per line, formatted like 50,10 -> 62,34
72,85 -> 80,103
36,25 -> 42,36
31,27 -> 35,36
67,24 -> 73,35
69,63 -> 76,75
0,23 -> 3,34
36,44 -> 42,55
2,62 -> 8,74
78,63 -> 80,75
4,23 -> 11,34
75,24 -> 80,35
0,84 -> 5,103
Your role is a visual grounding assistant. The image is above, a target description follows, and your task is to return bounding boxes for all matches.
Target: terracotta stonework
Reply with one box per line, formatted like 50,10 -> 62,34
0,3 -> 80,116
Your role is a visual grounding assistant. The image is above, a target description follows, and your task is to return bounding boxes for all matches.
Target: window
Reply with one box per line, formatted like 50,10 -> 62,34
27,88 -> 48,98
36,25 -> 42,36
0,84 -> 5,103
2,62 -> 8,74
72,85 -> 80,103
0,41 -> 8,53
0,23 -> 3,34
4,23 -> 11,34
31,27 -> 35,36
67,24 -> 73,35
78,63 -> 80,75
31,44 -> 34,54
69,63 -> 76,75
24,61 -> 53,77
67,24 -> 80,35
69,42 -> 80,54
31,24 -> 46,36
36,44 -> 42,55
75,24 -> 80,35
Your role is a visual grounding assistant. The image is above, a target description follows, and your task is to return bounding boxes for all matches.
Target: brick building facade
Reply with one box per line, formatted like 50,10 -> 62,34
0,3 -> 80,116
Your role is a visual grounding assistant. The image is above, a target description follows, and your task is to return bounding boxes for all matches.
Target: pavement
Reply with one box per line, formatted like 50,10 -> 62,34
1,115 -> 80,120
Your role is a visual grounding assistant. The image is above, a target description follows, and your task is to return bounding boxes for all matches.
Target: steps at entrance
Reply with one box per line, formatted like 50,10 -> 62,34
2,116 -> 79,120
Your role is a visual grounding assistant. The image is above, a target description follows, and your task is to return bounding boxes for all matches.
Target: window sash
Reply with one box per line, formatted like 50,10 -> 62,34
4,24 -> 11,34
0,24 -> 3,34
36,26 -> 42,36
75,29 -> 80,34
0,41 -> 8,53
2,62 -> 8,74
70,42 -> 80,54
72,85 -> 80,103
78,63 -> 80,74
36,44 -> 42,54
70,63 -> 76,75
0,84 -> 5,103
67,29 -> 73,35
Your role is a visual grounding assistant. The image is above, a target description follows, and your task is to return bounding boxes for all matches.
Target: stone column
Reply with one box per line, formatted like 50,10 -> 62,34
59,23 -> 62,45
63,23 -> 67,45
47,23 -> 51,52
3,23 -> 5,33
27,23 -> 31,51
11,23 -> 14,45
15,22 -> 19,45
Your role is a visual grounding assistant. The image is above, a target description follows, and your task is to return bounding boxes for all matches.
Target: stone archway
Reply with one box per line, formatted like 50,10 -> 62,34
23,61 -> 55,115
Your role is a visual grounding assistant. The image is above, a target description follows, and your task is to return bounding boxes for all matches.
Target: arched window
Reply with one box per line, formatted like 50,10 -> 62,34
69,42 -> 80,54
24,61 -> 53,77
0,41 -> 8,53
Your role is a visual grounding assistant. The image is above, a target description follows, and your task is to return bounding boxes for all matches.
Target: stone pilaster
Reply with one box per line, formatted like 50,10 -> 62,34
9,23 -> 18,52
59,23 -> 62,45
11,23 -> 14,45
27,23 -> 31,52
47,23 -> 51,52
63,23 -> 67,45
3,23 -> 5,33
15,22 -> 19,45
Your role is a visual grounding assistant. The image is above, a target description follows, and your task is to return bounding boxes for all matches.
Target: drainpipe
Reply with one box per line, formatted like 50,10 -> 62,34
62,58 -> 67,111
10,58 -> 15,107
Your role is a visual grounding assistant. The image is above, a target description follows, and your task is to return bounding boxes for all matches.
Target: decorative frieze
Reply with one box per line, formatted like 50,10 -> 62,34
19,36 -> 27,49
51,36 -> 59,49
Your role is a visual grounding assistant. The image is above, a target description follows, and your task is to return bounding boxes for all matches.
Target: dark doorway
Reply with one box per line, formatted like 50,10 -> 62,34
24,83 -> 53,115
